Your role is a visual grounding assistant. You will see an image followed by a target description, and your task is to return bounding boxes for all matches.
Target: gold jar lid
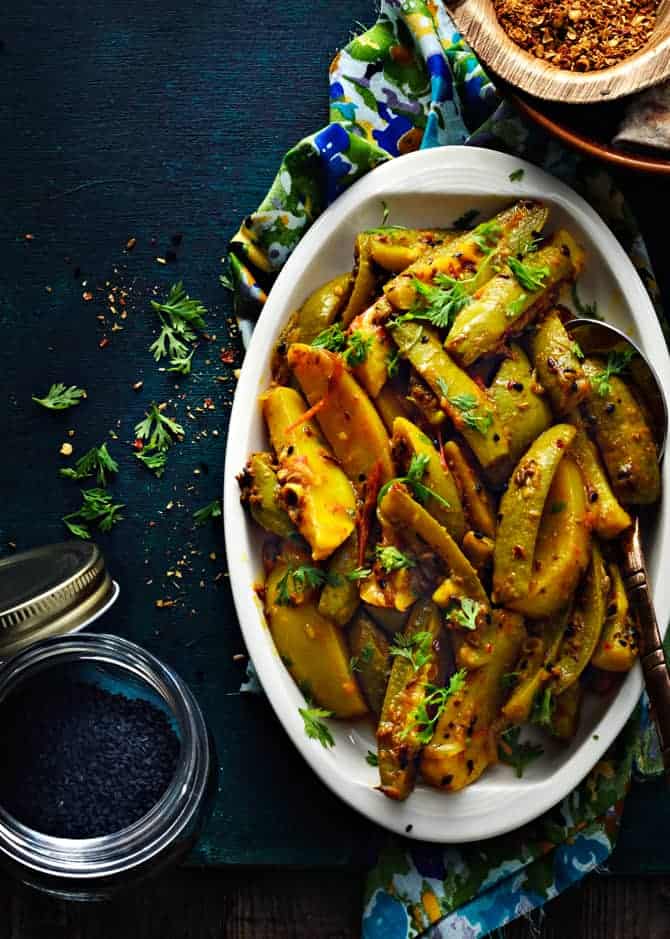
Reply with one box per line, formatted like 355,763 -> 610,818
0,542 -> 119,658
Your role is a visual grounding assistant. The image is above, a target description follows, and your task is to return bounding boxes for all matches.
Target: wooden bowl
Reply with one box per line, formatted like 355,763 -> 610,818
447,0 -> 670,103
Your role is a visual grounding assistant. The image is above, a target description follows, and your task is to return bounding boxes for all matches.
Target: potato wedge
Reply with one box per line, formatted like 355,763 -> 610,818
490,344 -> 552,464
493,424 -> 575,606
262,386 -> 356,560
390,323 -> 509,474
531,310 -> 590,415
446,231 -> 584,366
581,358 -> 660,505
265,552 -> 368,718
377,601 -> 446,800
348,610 -> 390,717
420,609 -> 526,791
391,417 -> 466,541
287,343 -> 394,484
591,561 -> 638,672
567,413 -> 632,539
442,441 -> 497,538
238,452 -> 295,537
509,456 -> 591,618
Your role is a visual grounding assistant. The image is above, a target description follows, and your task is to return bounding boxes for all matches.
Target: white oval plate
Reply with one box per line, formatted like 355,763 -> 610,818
223,147 -> 670,843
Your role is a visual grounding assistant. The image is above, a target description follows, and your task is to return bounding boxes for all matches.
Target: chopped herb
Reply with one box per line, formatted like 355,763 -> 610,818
437,380 -> 494,436
391,274 -> 472,332
365,750 -> 379,767
149,281 -> 207,371
62,488 -> 124,539
472,220 -> 502,254
506,292 -> 528,319
135,449 -> 168,477
311,321 -> 347,353
360,643 -> 374,664
508,257 -> 550,293
299,704 -> 335,749
501,671 -> 520,690
378,451 -> 451,512
346,566 -> 373,581
449,597 -> 482,631
452,208 -> 480,229
375,544 -> 415,573
343,330 -> 373,367
571,283 -> 599,319
135,403 -> 185,452
550,500 -> 567,514
498,726 -> 544,778
59,443 -> 118,486
571,340 -> 585,361
403,669 -> 468,744
219,272 -> 234,292
531,687 -> 554,728
33,384 -> 86,411
389,630 -> 434,672
275,565 -> 340,606
387,347 -> 401,379
167,350 -> 195,375
509,168 -> 525,182
193,499 -> 222,526
591,347 -> 637,397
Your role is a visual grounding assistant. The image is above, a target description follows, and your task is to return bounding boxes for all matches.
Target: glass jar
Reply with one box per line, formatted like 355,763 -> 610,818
0,633 -> 214,900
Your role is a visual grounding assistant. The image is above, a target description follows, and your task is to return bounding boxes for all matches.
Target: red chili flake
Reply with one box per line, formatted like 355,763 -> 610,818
133,438 -> 144,451
203,398 -> 215,410
83,291 -> 94,301
99,337 -> 110,349
125,237 -> 137,251
220,349 -> 236,364
556,438 -> 565,449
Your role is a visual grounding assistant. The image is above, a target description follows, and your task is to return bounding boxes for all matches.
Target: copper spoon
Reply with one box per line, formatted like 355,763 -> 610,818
568,318 -> 670,772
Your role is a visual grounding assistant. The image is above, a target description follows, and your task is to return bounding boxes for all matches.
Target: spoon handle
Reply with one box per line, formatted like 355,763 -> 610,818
621,517 -> 670,776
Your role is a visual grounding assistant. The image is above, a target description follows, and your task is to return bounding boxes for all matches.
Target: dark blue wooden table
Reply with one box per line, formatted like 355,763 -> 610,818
1,0 -> 669,875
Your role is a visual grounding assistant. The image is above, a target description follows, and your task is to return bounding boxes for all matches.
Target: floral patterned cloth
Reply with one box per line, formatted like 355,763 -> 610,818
227,2 -> 666,935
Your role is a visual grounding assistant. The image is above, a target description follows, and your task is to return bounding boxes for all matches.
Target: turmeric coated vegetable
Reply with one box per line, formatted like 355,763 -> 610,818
443,441 -> 497,538
318,533 -> 360,626
490,344 -> 552,464
366,228 -> 458,274
348,610 -> 391,717
509,456 -> 591,619
493,423 -> 575,606
591,561 -> 638,672
287,343 -> 394,484
462,530 -> 495,573
341,233 -> 379,326
420,609 -> 526,791
264,545 -> 368,718
347,299 -> 395,398
262,386 -> 356,560
237,452 -> 295,537
375,381 -> 414,433
581,358 -> 660,505
377,601 -> 446,800
532,310 -> 590,415
501,609 -> 569,724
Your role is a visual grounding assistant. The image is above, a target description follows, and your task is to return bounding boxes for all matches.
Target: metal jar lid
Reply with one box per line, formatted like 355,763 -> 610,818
0,542 -> 119,658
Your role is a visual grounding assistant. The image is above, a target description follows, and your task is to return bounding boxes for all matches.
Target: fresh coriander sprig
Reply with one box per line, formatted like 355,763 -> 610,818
33,384 -> 86,411
571,340 -> 585,361
531,687 -> 554,728
591,348 -> 637,397
299,704 -> 335,749
571,283 -> 599,319
390,274 -> 472,332
275,565 -> 340,606
149,282 -> 207,372
311,322 -> 347,352
437,380 -> 494,436
377,453 -> 451,513
498,726 -> 543,778
472,220 -> 502,254
388,630 -> 433,671
193,499 -> 222,526
448,597 -> 482,631
402,669 -> 468,744
346,566 -> 373,581
59,443 -> 118,486
509,168 -> 525,182
135,450 -> 168,477
134,403 -> 185,477
342,330 -> 373,367
387,348 -> 401,379
62,488 -> 124,539
365,750 -> 379,767
507,257 -> 550,293
375,544 -> 415,573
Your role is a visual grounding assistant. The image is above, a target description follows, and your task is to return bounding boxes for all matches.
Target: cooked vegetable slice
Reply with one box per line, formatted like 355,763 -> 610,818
591,561 -> 638,672
391,417 -> 466,541
238,452 -> 295,537
287,343 -> 394,484
366,228 -> 458,273
442,441 -> 497,538
549,680 -> 582,740
493,424 -> 576,606
567,414 -> 632,539
265,547 -> 368,718
461,531 -> 495,572
581,358 -> 660,505
348,610 -> 390,717
379,483 -> 488,604
377,601 -> 446,800
531,310 -> 590,415
490,344 -> 552,464
317,533 -> 360,626
509,456 -> 591,618
375,381 -> 413,433
390,323 -> 509,473
341,233 -> 380,326
420,609 -> 526,791
262,386 -> 356,560
447,232 -> 584,366
552,541 -> 609,694
346,300 -> 395,398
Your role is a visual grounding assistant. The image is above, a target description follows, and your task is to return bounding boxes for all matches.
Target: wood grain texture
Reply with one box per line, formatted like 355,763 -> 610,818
448,0 -> 670,102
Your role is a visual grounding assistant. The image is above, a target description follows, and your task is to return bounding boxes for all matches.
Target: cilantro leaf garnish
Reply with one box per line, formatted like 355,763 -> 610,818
375,544 -> 415,573
193,499 -> 222,526
377,452 -> 451,513
509,168 -> 525,182
135,403 -> 185,451
299,704 -> 335,749
33,384 -> 86,411
591,347 -> 637,397
63,488 -> 124,539
387,347 -> 401,379
437,380 -> 494,436
389,630 -> 434,672
472,220 -> 501,254
390,274 -> 472,332
571,340 -> 585,361
365,750 -> 379,766
346,566 -> 373,581
531,687 -> 554,728
342,330 -> 373,367
59,443 -> 118,486
452,208 -> 479,229
448,597 -> 482,631
498,726 -> 544,778
571,283 -> 599,319
507,257 -> 550,293
311,322 -> 347,353
275,565 -> 340,606
167,350 -> 195,375
402,669 -> 468,744
135,449 -> 168,477
149,281 -> 207,371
